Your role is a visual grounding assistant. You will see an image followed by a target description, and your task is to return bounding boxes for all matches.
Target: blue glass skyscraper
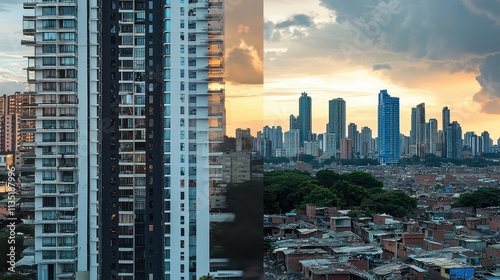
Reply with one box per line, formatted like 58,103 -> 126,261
378,90 -> 400,163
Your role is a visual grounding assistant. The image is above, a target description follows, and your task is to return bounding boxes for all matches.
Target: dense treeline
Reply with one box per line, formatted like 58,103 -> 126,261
400,154 -> 500,167
452,188 -> 500,209
265,156 -> 379,168
264,170 -> 416,217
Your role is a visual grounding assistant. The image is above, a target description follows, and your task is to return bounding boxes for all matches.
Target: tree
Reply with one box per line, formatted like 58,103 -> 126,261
452,188 -> 500,209
315,170 -> 342,188
302,186 -> 339,208
341,171 -> 383,194
199,275 -> 215,280
331,180 -> 370,207
264,170 -> 318,213
361,190 -> 417,217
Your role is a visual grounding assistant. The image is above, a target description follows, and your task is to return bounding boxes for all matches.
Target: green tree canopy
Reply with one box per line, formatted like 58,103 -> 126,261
452,188 -> 500,209
361,190 -> 417,217
302,186 -> 339,208
315,169 -> 342,188
331,180 -> 370,207
264,170 -> 318,213
341,171 -> 383,194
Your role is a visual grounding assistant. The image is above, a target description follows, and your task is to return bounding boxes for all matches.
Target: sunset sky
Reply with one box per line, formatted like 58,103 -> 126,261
264,0 -> 500,141
0,1 -> 499,141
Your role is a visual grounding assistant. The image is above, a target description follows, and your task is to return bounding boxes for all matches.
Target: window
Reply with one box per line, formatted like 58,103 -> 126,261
42,7 -> 56,16
43,120 -> 56,128
135,24 -> 145,33
60,120 -> 75,129
42,133 -> 56,142
134,48 -> 145,58
59,7 -> 76,16
42,57 -> 56,66
61,20 -> 75,28
59,32 -> 75,41
42,171 -> 56,181
42,20 -> 57,28
42,45 -> 56,53
60,57 -> 75,66
59,82 -> 75,91
135,36 -> 145,46
59,45 -> 75,53
42,32 -> 57,41
43,224 -> 56,233
42,184 -> 56,194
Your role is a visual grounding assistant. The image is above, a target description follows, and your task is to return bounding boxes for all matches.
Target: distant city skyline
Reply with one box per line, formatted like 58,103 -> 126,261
261,90 -> 500,142
264,0 -> 500,141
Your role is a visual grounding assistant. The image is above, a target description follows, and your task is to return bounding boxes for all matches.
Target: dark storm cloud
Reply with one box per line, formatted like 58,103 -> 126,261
314,0 -> 500,112
226,48 -> 263,85
317,0 -> 500,60
275,14 -> 314,29
372,63 -> 392,71
473,54 -> 500,114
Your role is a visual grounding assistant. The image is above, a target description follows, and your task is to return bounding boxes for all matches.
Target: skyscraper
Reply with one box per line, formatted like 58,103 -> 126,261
347,123 -> 357,156
289,114 -> 299,130
22,0 -> 100,278
298,92 -> 312,145
340,138 -> 353,159
481,131 -> 491,154
410,103 -> 426,156
446,121 -> 463,159
442,106 -> 450,157
23,0 -> 228,279
327,98 -> 346,150
284,129 -> 300,157
323,132 -> 337,157
360,126 -> 372,157
426,118 -> 438,155
378,90 -> 400,164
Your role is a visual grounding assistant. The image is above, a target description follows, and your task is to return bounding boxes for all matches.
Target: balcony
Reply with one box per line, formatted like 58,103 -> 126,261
21,39 -> 37,46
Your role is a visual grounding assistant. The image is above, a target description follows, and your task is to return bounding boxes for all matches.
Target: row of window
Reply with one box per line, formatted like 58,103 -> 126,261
42,57 -> 76,66
41,19 -> 75,29
42,44 -> 75,54
41,7 -> 76,16
42,32 -> 76,41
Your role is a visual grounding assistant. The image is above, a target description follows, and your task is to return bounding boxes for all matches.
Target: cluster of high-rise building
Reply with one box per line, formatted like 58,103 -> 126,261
2,0 -> 262,279
256,90 -> 499,163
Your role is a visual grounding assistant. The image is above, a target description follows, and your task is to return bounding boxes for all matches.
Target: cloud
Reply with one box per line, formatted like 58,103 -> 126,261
462,0 -> 500,25
275,14 -> 314,29
226,44 -> 263,85
224,0 -> 263,85
372,63 -> 392,71
472,54 -> 500,114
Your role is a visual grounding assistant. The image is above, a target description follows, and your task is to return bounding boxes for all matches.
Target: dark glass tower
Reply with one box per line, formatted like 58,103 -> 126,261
298,92 -> 312,145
